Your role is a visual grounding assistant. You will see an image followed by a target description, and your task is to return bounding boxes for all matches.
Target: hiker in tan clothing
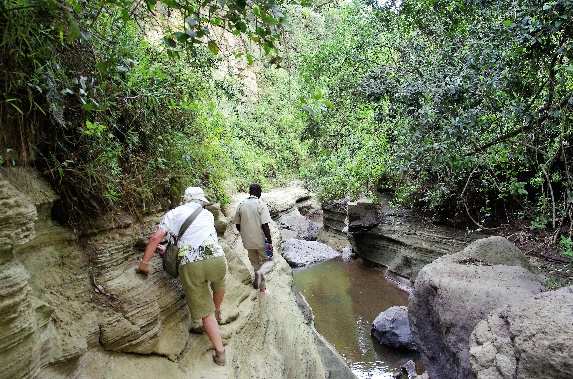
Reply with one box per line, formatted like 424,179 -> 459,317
233,183 -> 274,293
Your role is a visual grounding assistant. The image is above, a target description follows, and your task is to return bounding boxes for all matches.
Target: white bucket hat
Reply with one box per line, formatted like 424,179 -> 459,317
183,187 -> 209,203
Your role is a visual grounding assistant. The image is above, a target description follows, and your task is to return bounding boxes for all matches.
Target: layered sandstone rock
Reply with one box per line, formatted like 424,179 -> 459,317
261,185 -> 311,216
0,173 -> 41,379
321,199 -> 348,233
0,171 -> 37,246
0,173 -> 346,379
349,198 -> 478,279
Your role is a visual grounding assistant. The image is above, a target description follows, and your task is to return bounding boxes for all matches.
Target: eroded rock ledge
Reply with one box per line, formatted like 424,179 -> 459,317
0,171 -> 350,379
347,198 -> 480,280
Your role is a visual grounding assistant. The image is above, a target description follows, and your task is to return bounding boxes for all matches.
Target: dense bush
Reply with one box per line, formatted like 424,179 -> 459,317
0,0 -> 290,223
273,0 -> 572,232
220,67 -> 308,191
288,3 -> 390,199
2,0 -> 572,237
358,0 -> 573,228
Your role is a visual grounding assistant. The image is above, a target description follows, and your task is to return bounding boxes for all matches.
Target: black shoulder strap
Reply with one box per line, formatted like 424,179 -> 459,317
177,205 -> 203,241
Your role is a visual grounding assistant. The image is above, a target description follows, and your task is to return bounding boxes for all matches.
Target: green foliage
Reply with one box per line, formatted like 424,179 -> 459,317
219,67 -> 307,191
2,0 -> 572,235
356,0 -> 573,224
560,236 -> 573,258
288,2 -> 391,200
275,0 -> 573,229
0,0 -> 236,222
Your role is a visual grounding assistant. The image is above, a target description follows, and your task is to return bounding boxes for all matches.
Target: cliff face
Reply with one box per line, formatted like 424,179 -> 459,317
0,169 -> 341,379
347,198 -> 481,280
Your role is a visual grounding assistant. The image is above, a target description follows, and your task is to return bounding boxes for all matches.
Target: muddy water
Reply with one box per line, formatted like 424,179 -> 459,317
293,259 -> 418,378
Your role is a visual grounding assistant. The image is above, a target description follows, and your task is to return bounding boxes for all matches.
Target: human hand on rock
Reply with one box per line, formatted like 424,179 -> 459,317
136,260 -> 150,275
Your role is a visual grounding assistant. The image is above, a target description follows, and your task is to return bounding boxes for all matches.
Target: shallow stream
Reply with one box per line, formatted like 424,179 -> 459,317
293,258 -> 418,378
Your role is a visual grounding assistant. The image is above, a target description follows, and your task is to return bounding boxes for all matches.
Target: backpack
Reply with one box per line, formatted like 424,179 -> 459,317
162,205 -> 203,277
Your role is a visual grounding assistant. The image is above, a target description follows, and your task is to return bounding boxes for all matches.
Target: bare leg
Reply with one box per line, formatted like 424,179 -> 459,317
259,259 -> 274,276
213,290 -> 224,322
258,259 -> 274,292
202,314 -> 224,353
247,249 -> 261,288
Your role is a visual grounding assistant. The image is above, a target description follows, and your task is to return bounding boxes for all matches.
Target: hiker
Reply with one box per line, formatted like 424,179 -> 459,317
233,183 -> 274,293
136,187 -> 227,366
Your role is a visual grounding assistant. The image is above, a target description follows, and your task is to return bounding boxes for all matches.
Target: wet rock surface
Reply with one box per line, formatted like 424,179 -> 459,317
470,286 -> 573,379
409,237 -> 545,379
341,245 -> 354,261
281,239 -> 341,268
392,360 -> 417,379
371,306 -> 416,351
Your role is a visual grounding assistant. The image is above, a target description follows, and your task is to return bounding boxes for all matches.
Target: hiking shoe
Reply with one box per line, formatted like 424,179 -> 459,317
213,349 -> 226,366
253,271 -> 261,289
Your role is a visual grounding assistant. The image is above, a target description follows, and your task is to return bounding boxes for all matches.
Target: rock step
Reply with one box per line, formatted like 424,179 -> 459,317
281,239 -> 340,268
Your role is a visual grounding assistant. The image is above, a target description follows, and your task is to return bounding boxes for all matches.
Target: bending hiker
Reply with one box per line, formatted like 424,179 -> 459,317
136,187 -> 227,366
233,183 -> 274,293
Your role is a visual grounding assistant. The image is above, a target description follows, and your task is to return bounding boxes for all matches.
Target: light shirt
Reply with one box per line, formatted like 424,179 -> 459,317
233,196 -> 272,250
159,201 -> 224,264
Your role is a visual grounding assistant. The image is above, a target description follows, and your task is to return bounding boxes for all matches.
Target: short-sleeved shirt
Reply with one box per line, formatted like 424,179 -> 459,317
159,201 -> 224,264
233,196 -> 272,250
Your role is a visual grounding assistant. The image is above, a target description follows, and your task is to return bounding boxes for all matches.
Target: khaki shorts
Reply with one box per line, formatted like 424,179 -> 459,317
247,249 -> 272,271
179,256 -> 226,320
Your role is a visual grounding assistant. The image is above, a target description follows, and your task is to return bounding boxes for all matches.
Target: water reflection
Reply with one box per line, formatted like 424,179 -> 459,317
293,259 -> 417,378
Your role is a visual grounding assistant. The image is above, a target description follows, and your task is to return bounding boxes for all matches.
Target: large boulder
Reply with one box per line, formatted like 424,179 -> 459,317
281,239 -> 340,267
278,208 -> 320,241
409,237 -> 545,379
261,185 -> 311,216
349,198 -> 480,280
470,286 -> 573,379
371,306 -> 416,351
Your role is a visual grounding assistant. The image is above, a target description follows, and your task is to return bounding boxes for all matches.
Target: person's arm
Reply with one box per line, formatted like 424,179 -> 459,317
233,204 -> 241,233
137,228 -> 167,275
259,201 -> 273,251
261,223 -> 272,245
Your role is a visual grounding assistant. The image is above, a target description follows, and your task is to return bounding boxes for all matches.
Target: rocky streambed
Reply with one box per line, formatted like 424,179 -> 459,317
270,188 -> 422,378
293,259 -> 419,378
327,195 -> 573,379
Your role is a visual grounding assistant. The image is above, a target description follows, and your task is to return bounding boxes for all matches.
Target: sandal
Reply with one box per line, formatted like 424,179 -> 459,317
213,349 -> 226,366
